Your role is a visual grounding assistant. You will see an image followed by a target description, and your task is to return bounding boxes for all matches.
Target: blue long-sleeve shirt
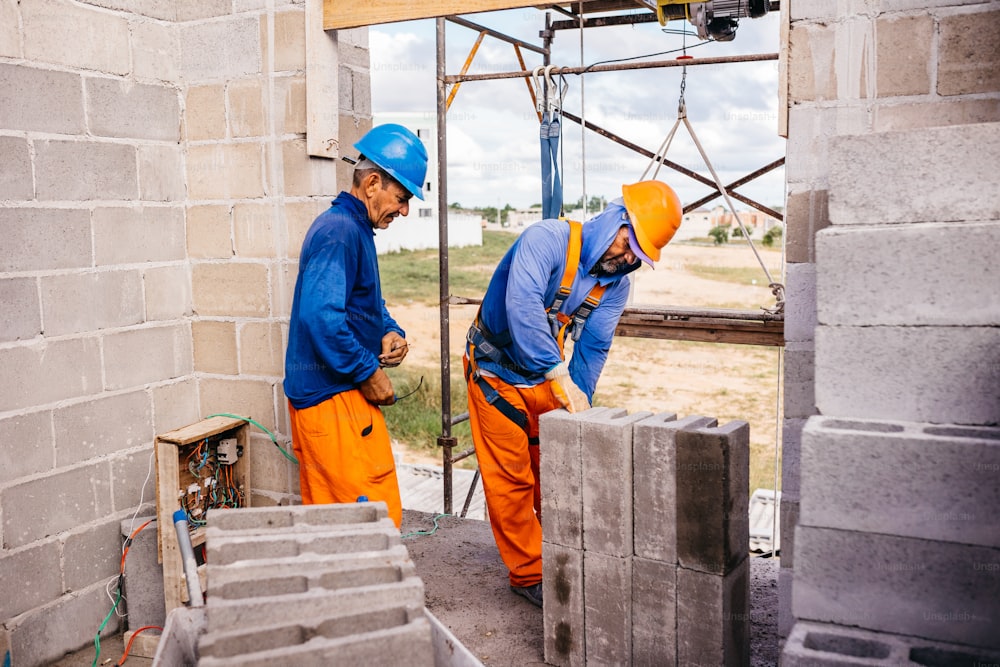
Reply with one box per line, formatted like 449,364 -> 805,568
475,200 -> 640,401
284,192 -> 404,409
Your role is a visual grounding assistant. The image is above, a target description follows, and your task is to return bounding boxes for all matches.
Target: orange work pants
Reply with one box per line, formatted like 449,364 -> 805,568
465,357 -> 563,587
288,389 -> 402,527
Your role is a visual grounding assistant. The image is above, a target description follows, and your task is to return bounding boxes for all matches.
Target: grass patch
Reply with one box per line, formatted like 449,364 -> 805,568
685,263 -> 778,286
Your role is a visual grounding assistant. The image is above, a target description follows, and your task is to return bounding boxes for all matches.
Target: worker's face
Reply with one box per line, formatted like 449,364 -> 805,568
364,173 -> 412,229
594,226 -> 638,276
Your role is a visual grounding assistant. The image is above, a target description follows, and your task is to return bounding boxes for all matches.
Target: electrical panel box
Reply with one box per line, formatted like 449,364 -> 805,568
155,415 -> 250,613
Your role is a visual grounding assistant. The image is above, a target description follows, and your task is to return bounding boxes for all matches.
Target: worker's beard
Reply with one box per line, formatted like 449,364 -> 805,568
592,256 -> 637,277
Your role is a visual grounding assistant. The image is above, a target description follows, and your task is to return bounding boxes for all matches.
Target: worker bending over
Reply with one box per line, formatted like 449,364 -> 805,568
465,180 -> 682,606
284,124 -> 428,528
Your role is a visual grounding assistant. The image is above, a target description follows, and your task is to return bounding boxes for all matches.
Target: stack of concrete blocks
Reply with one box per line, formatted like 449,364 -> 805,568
190,502 -> 434,666
540,407 -> 750,666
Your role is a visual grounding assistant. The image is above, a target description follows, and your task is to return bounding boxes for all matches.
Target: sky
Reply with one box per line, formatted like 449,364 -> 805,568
369,7 -> 785,212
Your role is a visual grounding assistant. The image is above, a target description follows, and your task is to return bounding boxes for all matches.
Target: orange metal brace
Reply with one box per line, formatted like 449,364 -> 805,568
445,30 -> 486,111
514,44 -> 542,123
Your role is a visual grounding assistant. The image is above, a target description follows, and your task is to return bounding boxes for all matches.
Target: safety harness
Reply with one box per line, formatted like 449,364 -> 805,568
466,220 -> 607,434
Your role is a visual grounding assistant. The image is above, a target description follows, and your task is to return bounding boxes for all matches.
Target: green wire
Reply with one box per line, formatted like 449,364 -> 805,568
91,584 -> 122,667
205,413 -> 298,464
401,513 -> 450,539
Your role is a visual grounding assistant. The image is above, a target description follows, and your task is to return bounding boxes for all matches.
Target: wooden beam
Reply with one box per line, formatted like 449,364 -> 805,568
324,0 -> 544,30
615,310 -> 784,347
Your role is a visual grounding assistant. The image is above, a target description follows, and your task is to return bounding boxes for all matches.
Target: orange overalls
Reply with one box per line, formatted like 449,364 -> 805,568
465,220 -> 604,586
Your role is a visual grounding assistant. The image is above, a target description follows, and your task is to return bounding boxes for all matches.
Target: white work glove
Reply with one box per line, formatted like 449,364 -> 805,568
544,362 -> 591,413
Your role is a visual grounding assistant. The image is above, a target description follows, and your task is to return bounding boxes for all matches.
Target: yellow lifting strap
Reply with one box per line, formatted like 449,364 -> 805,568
548,220 -> 607,357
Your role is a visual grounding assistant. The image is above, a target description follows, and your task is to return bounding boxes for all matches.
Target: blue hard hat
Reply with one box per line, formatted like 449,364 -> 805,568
353,123 -> 429,200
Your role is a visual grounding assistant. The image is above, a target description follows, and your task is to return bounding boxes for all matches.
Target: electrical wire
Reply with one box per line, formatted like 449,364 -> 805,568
401,513 -> 450,539
204,412 -> 298,464
581,38 -> 712,73
116,625 -> 163,666
92,519 -> 153,667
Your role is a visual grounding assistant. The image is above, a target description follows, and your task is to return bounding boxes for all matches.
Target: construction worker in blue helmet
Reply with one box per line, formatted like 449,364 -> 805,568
283,123 -> 428,527
464,180 -> 683,606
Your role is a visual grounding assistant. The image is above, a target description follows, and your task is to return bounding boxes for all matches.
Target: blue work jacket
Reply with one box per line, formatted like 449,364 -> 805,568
476,200 -> 640,401
284,192 -> 404,409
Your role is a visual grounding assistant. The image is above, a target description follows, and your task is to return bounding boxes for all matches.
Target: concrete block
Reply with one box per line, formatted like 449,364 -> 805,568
39,269 -> 144,336
632,556 -> 677,667
786,22 -> 836,102
0,136 -> 32,200
187,143 -> 265,200
0,411 -> 53,486
783,343 -> 816,420
184,85 -> 227,140
1,461 -> 111,548
0,277 -> 42,342
206,501 -> 389,532
632,413 -> 708,563
875,97 -> 1000,133
779,496 -> 799,569
939,10 -> 1000,97
784,189 -> 828,265
280,137 -> 340,197
138,145 -> 185,202
191,262 -> 270,317
284,199 -> 327,258
818,222 -> 1000,327
227,79 -> 265,138
179,17 -> 261,82
85,77 -> 180,141
176,0 -> 230,21
778,568 -> 794,639
677,557 -> 750,667
0,337 -> 102,413
132,18 -> 180,83
0,63 -> 83,134
233,202 -> 277,258
581,409 -> 652,557
206,523 -> 399,565
815,325 -> 1000,425
193,320 -> 239,375
875,14 -> 932,98
539,409 -> 584,549
829,122 -> 1000,226
793,526 -> 1000,649
186,205 -> 233,259
111,448 -> 159,515
0,0 -> 19,58
800,417 -> 1000,547
542,542 -> 584,667
274,75 -> 306,135
0,207 -> 91,273
102,324 -> 192,390
120,518 -> 166,636
21,0 -> 129,75
53,391 -> 152,466
584,551 -> 632,667
35,139 -> 138,201
272,9 -> 306,72
144,265 -> 193,321
153,606 -> 205,667
199,378 -> 277,432
676,421 -> 750,575
784,262 -> 817,343
152,379 -> 201,436
240,321 -> 284,376
63,518 -> 121,591
0,542 -> 61,620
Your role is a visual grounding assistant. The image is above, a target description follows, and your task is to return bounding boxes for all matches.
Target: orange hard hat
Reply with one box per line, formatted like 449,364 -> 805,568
621,180 -> 682,265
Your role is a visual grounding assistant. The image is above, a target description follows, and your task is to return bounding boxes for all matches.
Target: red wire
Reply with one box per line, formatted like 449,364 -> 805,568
117,625 -> 163,666
120,519 -> 154,573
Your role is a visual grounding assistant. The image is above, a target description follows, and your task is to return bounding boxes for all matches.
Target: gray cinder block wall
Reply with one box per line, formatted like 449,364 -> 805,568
540,408 -> 751,666
0,2 -> 370,664
781,0 -> 1000,661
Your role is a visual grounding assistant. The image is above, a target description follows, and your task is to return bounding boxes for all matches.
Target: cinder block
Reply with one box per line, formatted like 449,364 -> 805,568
818,222 -> 1000,327
783,343 -> 816,420
939,10 -> 1000,96
0,1 -> 18,58
274,75 -> 306,135
582,409 -> 652,557
0,337 -> 102,413
781,418 -> 806,499
186,143 -> 265,200
121,520 -> 166,632
783,189 -> 828,265
193,320 -> 239,375
176,0 -> 230,21
0,542 -> 61,620
227,79 -> 265,138
191,262 -> 270,317
186,205 -> 233,259
584,551 -> 632,667
779,496 -> 799,569
144,265 -> 193,321
875,98 -> 1000,133
632,413 -> 709,562
206,523 -> 400,565
281,137 -> 339,197
272,9 -> 305,72
132,19 -> 180,82
815,324 -> 1000,425
632,556 -> 677,667
35,140 -> 138,201
152,379 -> 201,436
184,85 -> 227,141
39,269 -> 144,336
233,202 -> 277,258
793,526 -> 1000,649
138,145 -> 185,202
676,421 -> 750,574
0,136 -> 32,199
0,63 -> 83,134
784,262 -> 817,343
240,321 -> 284,376
153,607 -> 205,667
539,409 -> 584,549
199,378 -> 277,432
85,77 -> 180,141
0,207 -> 91,272
800,417 -> 1000,547
21,0 -> 129,74
829,122 -> 1000,226
63,519 -> 121,591
111,448 -> 159,517
179,17 -> 261,81
677,556 -> 750,667
542,542 -> 584,667
0,411 -> 53,486
875,14 -> 932,97
207,502 -> 389,532
0,277 -> 42,342
778,569 -> 794,638
102,324 -> 193,390
786,22 -> 837,102
53,391 -> 152,465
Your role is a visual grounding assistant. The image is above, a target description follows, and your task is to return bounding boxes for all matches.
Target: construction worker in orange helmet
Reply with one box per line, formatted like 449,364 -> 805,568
284,124 -> 428,528
464,180 -> 682,606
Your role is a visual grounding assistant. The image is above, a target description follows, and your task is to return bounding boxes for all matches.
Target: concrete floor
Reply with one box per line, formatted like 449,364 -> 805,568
52,509 -> 779,666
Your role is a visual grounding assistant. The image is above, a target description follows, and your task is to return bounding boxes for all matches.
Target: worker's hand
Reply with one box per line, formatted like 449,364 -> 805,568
360,368 -> 396,406
544,362 -> 591,413
379,332 -> 409,368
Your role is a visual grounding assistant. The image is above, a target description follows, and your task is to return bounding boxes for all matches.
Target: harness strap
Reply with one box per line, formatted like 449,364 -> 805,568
465,351 -> 530,434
